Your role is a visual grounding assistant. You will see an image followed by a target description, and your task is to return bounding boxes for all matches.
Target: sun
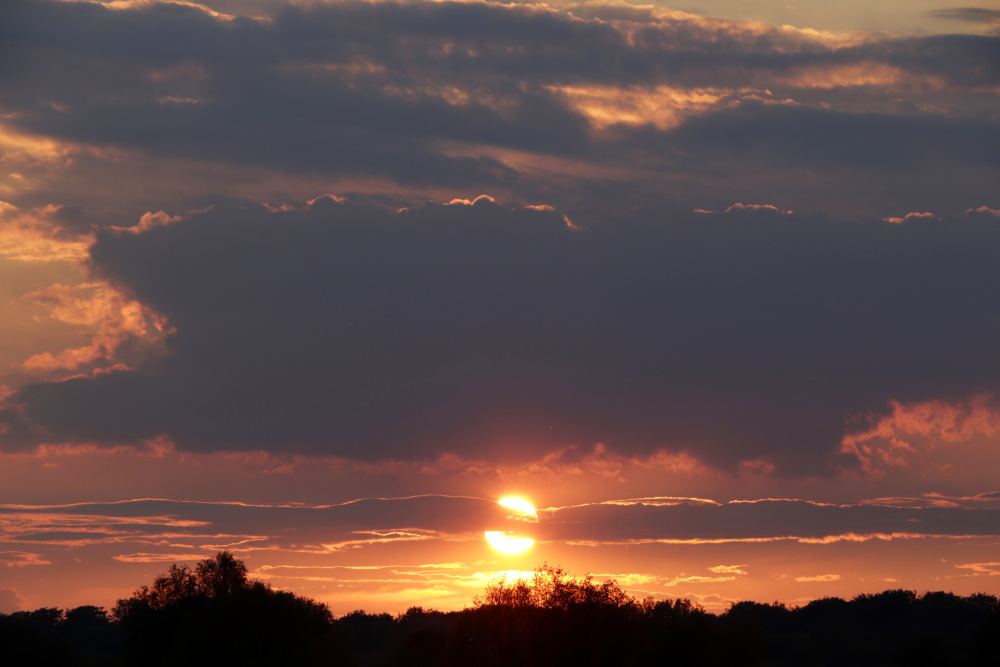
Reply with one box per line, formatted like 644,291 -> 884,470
484,531 -> 535,554
498,496 -> 537,517
485,496 -> 538,554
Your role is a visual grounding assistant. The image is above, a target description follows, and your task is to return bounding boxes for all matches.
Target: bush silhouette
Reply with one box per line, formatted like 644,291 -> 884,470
112,551 -> 350,666
3,558 -> 998,666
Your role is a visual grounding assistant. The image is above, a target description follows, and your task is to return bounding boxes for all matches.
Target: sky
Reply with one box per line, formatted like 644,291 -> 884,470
1,0 -> 999,616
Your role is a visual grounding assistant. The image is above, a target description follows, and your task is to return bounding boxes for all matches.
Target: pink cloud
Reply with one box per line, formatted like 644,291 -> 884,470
20,281 -> 172,375
883,211 -> 936,224
0,551 -> 51,567
966,206 -> 1000,218
840,394 -> 1000,476
954,562 -> 1000,576
724,203 -> 793,215
794,573 -> 841,582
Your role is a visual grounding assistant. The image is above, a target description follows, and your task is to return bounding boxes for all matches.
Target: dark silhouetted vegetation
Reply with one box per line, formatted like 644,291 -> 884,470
3,557 -> 999,666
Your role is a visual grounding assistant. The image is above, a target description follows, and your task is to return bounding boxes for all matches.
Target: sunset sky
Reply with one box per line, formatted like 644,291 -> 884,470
2,0 -> 1000,616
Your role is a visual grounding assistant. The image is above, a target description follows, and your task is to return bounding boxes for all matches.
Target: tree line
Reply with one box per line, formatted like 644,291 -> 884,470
2,553 -> 998,666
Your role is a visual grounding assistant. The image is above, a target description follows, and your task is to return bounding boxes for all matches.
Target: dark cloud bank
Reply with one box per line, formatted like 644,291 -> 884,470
4,198 -> 1000,476
2,0 -> 999,475
1,0 -> 998,220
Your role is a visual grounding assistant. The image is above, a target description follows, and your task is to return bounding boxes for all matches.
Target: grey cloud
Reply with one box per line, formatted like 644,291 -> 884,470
0,495 -> 511,550
540,499 -> 1000,542
928,8 -> 1000,24
5,200 -> 1000,474
2,0 -> 998,221
5,497 -> 998,555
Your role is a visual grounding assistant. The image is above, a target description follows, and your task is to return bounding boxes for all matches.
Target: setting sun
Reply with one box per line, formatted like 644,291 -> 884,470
485,496 -> 538,554
484,530 -> 534,554
498,496 -> 537,517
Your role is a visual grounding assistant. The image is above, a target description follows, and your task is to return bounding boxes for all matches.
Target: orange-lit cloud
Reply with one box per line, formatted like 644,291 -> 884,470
954,562 -> 1000,576
109,210 -> 184,235
0,551 -> 51,567
20,281 -> 172,374
967,206 -> 1000,218
775,62 -> 942,91
663,573 -> 738,587
0,203 -> 91,263
548,84 -> 731,131
883,211 -> 936,224
841,395 -> 1000,476
112,552 -> 218,563
724,202 -> 793,215
795,574 -> 841,582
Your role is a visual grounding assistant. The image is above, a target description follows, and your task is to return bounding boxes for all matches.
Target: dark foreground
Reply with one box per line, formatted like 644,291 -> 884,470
3,554 -> 998,666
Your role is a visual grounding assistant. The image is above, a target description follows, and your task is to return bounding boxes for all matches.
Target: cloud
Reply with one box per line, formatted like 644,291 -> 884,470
928,8 -> 1000,25
2,198 -> 1000,478
1,0 -> 997,223
954,562 -> 1000,576
0,495 -> 508,556
0,551 -> 51,567
883,212 -> 936,225
0,587 -> 25,613
20,281 -> 172,374
795,574 -> 840,582
840,395 -> 1000,476
0,203 -> 91,263
7,495 -> 995,564
540,498 -> 1000,543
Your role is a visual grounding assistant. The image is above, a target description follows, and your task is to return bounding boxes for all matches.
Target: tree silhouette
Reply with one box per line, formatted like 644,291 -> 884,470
4,558 -> 999,667
462,563 -> 642,666
195,550 -> 249,597
111,551 -> 348,666
475,562 -> 636,612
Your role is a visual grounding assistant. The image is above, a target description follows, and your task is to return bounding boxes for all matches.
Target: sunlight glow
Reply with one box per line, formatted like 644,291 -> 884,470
484,531 -> 534,555
498,496 -> 537,517
486,497 -> 537,554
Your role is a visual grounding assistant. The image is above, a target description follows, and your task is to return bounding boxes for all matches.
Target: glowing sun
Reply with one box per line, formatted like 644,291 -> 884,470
485,496 -> 538,554
498,496 -> 537,516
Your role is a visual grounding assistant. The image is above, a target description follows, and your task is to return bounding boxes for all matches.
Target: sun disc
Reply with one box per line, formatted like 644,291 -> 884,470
498,496 -> 536,516
484,531 -> 534,554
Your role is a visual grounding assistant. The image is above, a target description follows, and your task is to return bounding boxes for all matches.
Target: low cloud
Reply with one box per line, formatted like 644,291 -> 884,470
541,498 -> 1000,543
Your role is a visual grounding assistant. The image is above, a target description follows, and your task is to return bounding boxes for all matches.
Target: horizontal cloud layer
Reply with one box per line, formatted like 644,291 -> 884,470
3,198 -> 1000,476
1,0 -> 997,222
4,494 -> 998,554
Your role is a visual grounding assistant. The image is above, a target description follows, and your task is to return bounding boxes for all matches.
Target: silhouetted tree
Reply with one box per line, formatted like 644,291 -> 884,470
641,597 -> 720,666
0,608 -> 75,666
4,561 -> 998,667
475,562 -> 636,612
460,563 -> 641,666
195,549 -> 249,596
336,609 -> 397,664
111,551 -> 349,666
